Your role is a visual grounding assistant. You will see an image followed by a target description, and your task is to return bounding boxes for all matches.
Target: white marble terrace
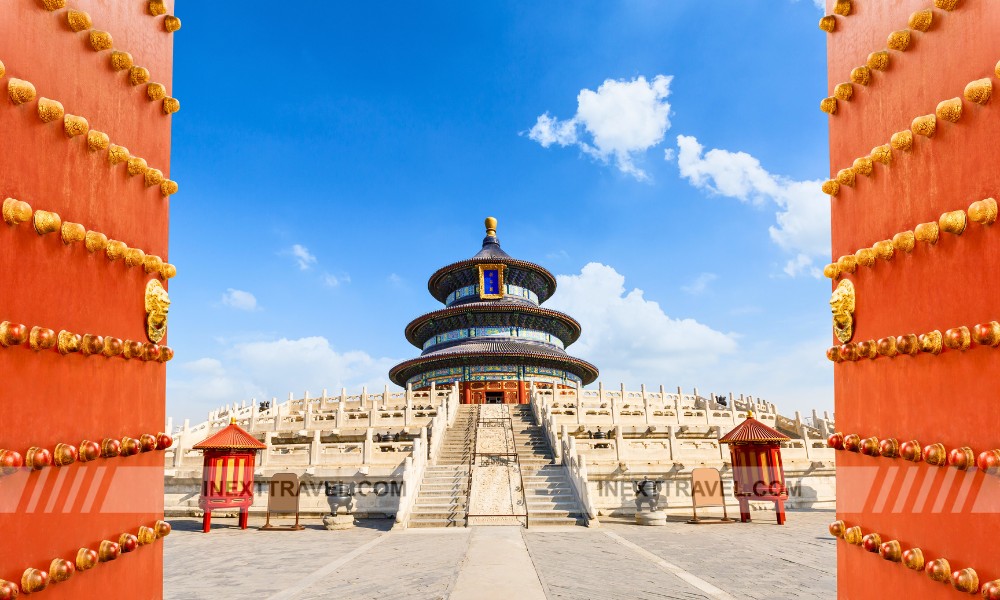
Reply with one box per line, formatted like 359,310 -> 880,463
163,382 -> 835,518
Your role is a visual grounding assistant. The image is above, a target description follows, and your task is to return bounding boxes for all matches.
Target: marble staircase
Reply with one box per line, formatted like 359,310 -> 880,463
406,406 -> 476,528
407,404 -> 586,528
510,406 -> 587,527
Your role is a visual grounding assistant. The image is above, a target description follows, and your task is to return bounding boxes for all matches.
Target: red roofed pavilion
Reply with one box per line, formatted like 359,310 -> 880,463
720,411 -> 791,525
193,418 -> 266,533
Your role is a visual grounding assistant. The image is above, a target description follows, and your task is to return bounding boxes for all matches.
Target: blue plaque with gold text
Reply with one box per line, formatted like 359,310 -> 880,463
478,264 -> 505,299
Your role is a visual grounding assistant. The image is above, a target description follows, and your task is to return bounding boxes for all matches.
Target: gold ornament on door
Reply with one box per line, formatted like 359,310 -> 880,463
145,280 -> 170,343
830,280 -> 855,343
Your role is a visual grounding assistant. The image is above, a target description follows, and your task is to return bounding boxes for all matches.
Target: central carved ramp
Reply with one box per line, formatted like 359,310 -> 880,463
466,405 -> 528,526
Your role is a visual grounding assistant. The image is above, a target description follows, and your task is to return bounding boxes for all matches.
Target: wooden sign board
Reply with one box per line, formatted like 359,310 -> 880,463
688,468 -> 732,524
260,472 -> 305,531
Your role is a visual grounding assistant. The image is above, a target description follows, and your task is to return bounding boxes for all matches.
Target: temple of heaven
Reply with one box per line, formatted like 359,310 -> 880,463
389,217 -> 599,404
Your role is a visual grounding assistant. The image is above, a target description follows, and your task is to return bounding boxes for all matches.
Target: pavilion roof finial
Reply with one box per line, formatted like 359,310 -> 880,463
485,216 -> 497,238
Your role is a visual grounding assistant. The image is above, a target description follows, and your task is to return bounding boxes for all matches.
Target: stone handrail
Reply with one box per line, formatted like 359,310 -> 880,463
529,383 -> 834,444
428,388 -> 459,464
531,392 -> 562,462
393,436 -> 425,529
168,384 -> 460,470
560,431 -> 599,524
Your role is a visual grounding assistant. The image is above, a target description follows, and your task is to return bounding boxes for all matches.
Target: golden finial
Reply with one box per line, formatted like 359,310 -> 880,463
485,216 -> 497,237
746,409 -> 754,419
230,416 -> 237,425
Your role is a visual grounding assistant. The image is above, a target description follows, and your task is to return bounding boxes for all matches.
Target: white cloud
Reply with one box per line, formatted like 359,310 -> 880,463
528,75 -> 673,180
547,263 -> 832,415
289,244 -> 317,270
323,273 -> 350,288
167,337 -> 398,423
675,135 -> 830,277
528,114 -> 578,147
546,263 -> 737,384
681,272 -> 717,295
221,288 -> 259,311
662,147 -> 675,162
783,253 -> 820,278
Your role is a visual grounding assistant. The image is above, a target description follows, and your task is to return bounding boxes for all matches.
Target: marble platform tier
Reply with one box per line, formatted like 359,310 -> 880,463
527,384 -> 835,519
163,382 -> 833,522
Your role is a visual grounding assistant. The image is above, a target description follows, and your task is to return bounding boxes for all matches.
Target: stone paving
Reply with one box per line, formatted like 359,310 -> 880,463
164,509 -> 836,600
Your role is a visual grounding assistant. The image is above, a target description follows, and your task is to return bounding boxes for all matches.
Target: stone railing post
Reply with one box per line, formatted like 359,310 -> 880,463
614,382 -> 624,424
363,429 -> 373,464
666,425 -> 675,461
249,400 -> 259,432
615,425 -> 625,462
336,401 -> 345,428
361,386 -> 368,410
305,401 -> 313,429
310,430 -> 321,465
260,432 -> 273,468
575,381 -> 583,425
172,430 -> 186,468
641,384 -> 650,425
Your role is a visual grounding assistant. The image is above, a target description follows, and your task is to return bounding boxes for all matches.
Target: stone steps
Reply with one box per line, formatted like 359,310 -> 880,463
405,407 -> 476,528
507,410 -> 587,527
524,489 -> 575,497
414,501 -> 468,510
528,515 -> 587,527
407,517 -> 465,528
418,486 -> 468,494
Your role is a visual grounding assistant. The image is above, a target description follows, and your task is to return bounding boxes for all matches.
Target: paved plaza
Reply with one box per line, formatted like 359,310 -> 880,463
164,508 -> 835,599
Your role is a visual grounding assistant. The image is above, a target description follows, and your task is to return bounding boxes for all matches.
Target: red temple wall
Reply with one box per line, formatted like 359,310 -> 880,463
416,380 -> 575,404
459,380 -> 527,404
0,1 -> 174,597
826,0 -> 1000,596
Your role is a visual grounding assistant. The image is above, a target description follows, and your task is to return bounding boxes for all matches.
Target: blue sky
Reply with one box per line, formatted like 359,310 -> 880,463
166,1 -> 834,423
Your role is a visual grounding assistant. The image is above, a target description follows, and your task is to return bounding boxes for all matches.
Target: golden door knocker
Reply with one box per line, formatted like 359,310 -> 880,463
145,279 -> 170,343
830,279 -> 855,343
